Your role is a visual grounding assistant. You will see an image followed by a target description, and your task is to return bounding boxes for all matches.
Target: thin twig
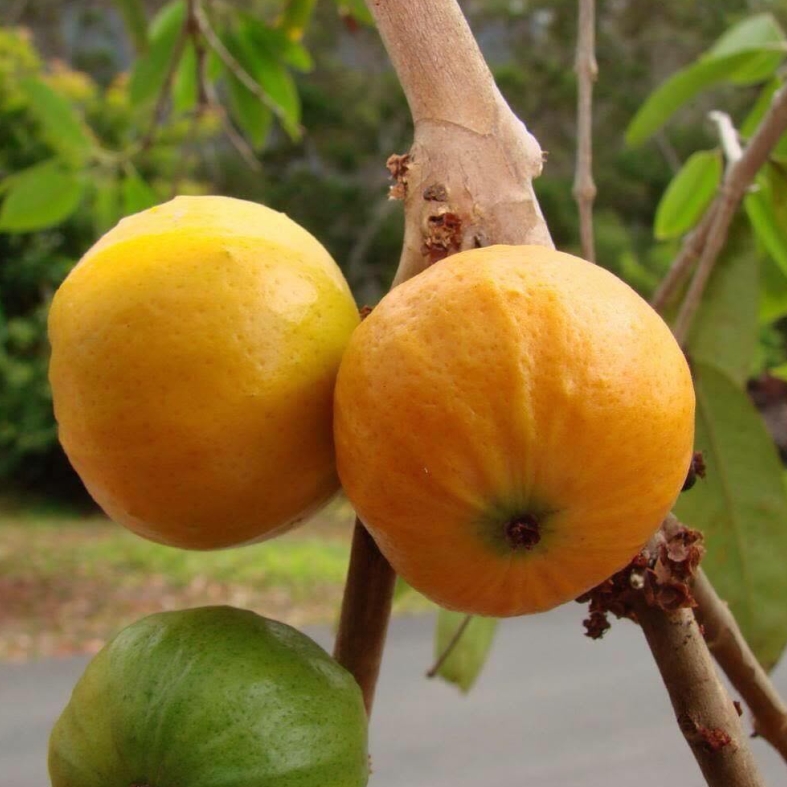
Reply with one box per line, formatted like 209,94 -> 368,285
634,597 -> 768,787
333,520 -> 396,716
572,0 -> 597,262
672,86 -> 787,343
650,206 -> 716,312
194,2 -> 296,130
426,614 -> 473,678
693,569 -> 787,762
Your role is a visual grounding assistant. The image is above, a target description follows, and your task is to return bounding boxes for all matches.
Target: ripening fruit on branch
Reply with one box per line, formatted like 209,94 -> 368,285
48,606 -> 369,787
334,245 -> 695,617
48,196 -> 359,549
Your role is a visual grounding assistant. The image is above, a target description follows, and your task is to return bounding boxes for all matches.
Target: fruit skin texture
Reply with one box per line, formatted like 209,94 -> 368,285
334,245 -> 695,617
48,195 -> 359,549
48,606 -> 369,787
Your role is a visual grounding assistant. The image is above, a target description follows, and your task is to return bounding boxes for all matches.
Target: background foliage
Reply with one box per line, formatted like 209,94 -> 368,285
4,0 -> 787,671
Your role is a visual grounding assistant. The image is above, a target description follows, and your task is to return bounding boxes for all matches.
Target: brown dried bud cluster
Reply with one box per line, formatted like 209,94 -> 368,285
682,451 -> 707,492
577,517 -> 705,639
386,153 -> 411,200
422,211 -> 463,264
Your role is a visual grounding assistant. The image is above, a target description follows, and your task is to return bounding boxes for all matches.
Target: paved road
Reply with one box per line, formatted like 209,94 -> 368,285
2,604 -> 786,786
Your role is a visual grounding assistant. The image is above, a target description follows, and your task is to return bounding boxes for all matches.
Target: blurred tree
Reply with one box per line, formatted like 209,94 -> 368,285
2,0 -> 787,504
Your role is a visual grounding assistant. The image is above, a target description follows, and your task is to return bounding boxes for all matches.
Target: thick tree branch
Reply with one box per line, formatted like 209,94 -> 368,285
693,569 -> 787,762
572,0 -> 597,262
633,598 -> 768,787
369,0 -> 552,287
671,87 -> 787,342
333,0 -> 554,715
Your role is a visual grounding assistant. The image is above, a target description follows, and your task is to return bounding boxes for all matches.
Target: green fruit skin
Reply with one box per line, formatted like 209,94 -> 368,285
48,606 -> 369,787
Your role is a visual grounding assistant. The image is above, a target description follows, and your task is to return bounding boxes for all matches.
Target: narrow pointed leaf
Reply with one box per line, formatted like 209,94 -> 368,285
337,0 -> 374,26
19,78 -> 92,161
626,49 -> 782,147
223,25 -> 301,139
172,41 -> 198,113
674,362 -> 787,670
654,150 -> 721,240
277,0 -> 318,42
92,176 -> 121,235
687,249 -> 758,386
0,160 -> 84,232
226,74 -> 273,150
710,13 -> 785,57
708,13 -> 786,85
129,0 -> 186,106
121,167 -> 158,215
745,174 -> 787,322
433,611 -> 498,693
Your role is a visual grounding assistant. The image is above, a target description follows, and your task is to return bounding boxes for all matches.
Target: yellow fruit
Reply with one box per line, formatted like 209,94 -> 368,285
334,245 -> 695,616
48,196 -> 359,549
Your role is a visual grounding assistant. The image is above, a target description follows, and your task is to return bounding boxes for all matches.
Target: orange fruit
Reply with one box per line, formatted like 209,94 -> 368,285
334,245 -> 695,616
48,196 -> 359,549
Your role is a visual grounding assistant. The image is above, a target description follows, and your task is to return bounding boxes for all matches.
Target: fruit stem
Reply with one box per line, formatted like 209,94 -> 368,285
333,519 -> 396,716
505,514 -> 541,550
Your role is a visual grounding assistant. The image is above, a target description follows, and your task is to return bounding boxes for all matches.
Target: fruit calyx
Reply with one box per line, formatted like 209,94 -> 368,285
504,513 -> 541,550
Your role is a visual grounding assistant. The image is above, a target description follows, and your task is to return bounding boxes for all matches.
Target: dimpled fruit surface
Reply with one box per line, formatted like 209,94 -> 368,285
48,606 -> 369,787
334,245 -> 695,617
48,196 -> 360,549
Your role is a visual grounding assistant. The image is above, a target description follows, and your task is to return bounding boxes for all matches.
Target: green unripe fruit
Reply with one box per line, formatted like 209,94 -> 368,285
48,606 -> 369,787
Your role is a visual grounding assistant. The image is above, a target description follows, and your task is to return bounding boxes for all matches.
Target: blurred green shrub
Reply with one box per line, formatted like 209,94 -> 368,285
0,26 -> 213,498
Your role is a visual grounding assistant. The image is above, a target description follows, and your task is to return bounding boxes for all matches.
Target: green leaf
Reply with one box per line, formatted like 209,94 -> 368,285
747,171 -> 787,322
277,0 -> 318,42
0,159 -> 84,232
769,362 -> 787,382
337,0 -> 374,26
245,19 -> 313,72
626,15 -> 787,149
225,24 -> 302,139
746,188 -> 787,275
92,176 -> 121,235
626,50 -> 779,147
687,250 -> 758,386
654,150 -> 722,241
433,611 -> 498,693
226,74 -> 273,150
741,78 -> 782,138
172,41 -> 198,113
129,0 -> 186,106
674,362 -> 787,670
19,77 -> 92,162
121,167 -> 158,215
712,14 -> 785,55
759,251 -> 787,324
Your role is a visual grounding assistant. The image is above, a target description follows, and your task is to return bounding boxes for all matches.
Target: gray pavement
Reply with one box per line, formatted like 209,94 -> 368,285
2,604 -> 786,786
